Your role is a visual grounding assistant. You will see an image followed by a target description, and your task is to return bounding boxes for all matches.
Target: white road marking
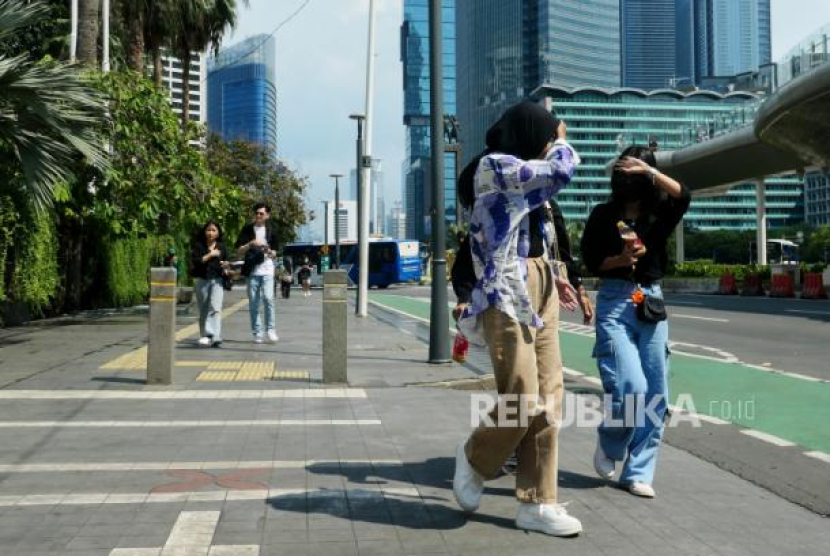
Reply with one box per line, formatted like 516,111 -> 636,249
673,314 -> 730,323
0,459 -> 402,473
804,451 -> 830,464
109,510 -> 260,556
582,377 -> 603,386
786,309 -> 830,316
0,486 -> 423,508
562,367 -> 584,377
692,413 -> 730,425
0,389 -> 367,400
0,419 -> 382,428
740,429 -> 797,447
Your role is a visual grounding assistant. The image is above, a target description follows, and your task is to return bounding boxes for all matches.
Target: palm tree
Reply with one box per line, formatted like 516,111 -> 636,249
0,0 -> 108,208
77,0 -> 101,65
170,0 -> 246,126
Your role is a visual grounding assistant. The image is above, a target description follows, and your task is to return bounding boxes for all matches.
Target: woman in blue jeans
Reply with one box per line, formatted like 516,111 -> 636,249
581,146 -> 690,498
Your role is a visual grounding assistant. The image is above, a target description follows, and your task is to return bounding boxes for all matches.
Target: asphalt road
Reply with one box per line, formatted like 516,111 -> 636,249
388,284 -> 830,381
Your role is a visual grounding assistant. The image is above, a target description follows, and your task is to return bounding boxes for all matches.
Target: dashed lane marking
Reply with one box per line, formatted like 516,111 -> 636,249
740,429 -> 797,447
804,451 -> 830,464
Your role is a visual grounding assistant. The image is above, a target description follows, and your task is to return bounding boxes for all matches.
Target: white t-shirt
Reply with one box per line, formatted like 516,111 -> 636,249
252,225 -> 275,277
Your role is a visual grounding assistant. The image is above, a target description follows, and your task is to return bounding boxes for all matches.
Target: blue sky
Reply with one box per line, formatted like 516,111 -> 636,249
230,0 -> 830,238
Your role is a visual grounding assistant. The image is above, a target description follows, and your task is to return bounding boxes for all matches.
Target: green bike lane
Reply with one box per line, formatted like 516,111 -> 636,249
370,293 -> 830,456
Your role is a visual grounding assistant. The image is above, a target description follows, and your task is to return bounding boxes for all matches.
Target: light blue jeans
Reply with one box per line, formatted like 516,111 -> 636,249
593,279 -> 670,486
194,277 -> 224,342
247,274 -> 275,337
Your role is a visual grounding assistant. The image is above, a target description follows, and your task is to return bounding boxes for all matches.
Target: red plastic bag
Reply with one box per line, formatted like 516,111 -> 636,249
452,332 -> 469,363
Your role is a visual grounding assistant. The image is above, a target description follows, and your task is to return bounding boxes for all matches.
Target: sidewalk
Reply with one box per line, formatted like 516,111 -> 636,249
0,286 -> 828,555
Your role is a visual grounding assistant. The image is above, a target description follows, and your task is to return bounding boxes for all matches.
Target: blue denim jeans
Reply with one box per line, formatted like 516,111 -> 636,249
194,277 -> 224,342
593,279 -> 670,486
247,275 -> 275,337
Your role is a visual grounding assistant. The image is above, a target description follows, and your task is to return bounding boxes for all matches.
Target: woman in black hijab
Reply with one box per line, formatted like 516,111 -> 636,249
452,101 -> 583,538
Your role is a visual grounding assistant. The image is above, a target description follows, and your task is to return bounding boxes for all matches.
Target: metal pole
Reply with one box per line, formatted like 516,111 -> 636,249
756,178 -> 768,266
102,0 -> 110,72
322,201 -> 329,246
349,114 -> 365,313
70,0 -> 78,63
428,0 -> 450,363
330,174 -> 344,269
356,0 -> 376,318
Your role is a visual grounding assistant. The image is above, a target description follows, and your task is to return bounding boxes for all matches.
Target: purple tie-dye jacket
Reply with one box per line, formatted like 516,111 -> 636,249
457,141 -> 578,345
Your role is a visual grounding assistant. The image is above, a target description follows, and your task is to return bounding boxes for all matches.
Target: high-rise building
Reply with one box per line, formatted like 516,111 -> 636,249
401,0 -> 458,241
530,86 -> 803,230
675,0 -> 772,87
324,200 -> 358,244
621,0 -> 677,89
456,0 -> 621,167
207,35 -> 277,155
387,202 -> 408,240
349,159 -> 385,235
154,50 -> 207,124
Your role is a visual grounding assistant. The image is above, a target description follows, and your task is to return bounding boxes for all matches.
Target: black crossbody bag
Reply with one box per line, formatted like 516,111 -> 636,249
636,293 -> 668,323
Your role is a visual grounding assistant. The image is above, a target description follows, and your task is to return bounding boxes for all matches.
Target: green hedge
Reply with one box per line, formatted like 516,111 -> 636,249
673,260 -> 771,281
0,195 -> 20,303
10,210 -> 58,313
103,236 -> 170,307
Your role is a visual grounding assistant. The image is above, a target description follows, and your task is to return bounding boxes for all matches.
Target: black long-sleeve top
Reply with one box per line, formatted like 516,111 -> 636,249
190,241 -> 228,280
581,186 -> 691,284
451,200 -> 582,304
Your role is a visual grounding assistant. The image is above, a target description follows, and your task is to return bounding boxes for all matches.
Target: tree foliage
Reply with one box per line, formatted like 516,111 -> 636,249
207,136 -> 309,246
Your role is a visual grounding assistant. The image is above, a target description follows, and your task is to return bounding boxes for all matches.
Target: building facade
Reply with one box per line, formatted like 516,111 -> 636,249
530,86 -> 803,230
324,200 -> 358,244
675,0 -> 771,87
457,0 -> 621,167
400,0 -> 457,242
154,50 -> 207,123
349,159 -> 385,235
207,35 -> 278,155
621,0 -> 677,89
387,202 -> 408,240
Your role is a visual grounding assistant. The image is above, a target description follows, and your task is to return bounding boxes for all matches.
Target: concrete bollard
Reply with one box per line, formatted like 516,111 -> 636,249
322,270 -> 348,383
147,267 -> 176,385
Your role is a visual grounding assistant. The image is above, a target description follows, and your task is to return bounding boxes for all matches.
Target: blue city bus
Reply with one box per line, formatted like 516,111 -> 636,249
283,239 -> 421,288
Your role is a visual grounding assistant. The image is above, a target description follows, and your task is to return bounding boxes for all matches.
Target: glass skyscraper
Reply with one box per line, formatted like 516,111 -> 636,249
401,0 -> 457,241
675,0 -> 772,86
456,0 -> 621,168
621,0 -> 677,89
207,35 -> 278,155
531,86 -> 803,230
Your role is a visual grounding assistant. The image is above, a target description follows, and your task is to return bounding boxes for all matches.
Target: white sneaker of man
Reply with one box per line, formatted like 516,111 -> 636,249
267,330 -> 279,343
515,502 -> 583,537
253,334 -> 263,344
628,482 -> 656,498
453,442 -> 484,512
593,442 -> 615,480
198,337 -> 211,347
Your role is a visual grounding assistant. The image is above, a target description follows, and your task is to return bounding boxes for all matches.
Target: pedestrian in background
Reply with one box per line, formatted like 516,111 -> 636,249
298,258 -> 312,297
190,220 -> 229,348
280,255 -> 294,299
581,146 -> 690,498
236,203 -> 280,343
452,101 -> 583,537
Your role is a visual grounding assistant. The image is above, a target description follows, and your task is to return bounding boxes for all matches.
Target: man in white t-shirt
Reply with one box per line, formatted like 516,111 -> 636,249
235,203 -> 280,343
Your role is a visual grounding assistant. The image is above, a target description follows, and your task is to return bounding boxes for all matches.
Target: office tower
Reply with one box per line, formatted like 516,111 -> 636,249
456,0 -> 621,166
154,50 -> 207,123
207,35 -> 278,155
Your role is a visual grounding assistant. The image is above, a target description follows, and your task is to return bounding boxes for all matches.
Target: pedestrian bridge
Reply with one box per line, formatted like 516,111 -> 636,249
653,61 -> 830,264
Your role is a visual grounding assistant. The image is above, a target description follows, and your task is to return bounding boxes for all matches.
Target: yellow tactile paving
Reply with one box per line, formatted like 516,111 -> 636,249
194,366 -> 310,382
207,361 -> 245,371
273,370 -> 311,381
197,371 -> 238,381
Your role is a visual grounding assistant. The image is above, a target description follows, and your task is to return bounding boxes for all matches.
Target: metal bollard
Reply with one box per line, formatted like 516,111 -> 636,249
322,270 -> 348,383
147,267 -> 176,385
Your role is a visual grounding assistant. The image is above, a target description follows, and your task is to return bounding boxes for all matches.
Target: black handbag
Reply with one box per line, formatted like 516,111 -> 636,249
636,294 -> 668,323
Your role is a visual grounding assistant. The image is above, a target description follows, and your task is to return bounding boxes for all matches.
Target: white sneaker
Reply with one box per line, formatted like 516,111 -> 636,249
593,442 -> 615,480
515,502 -> 583,537
628,482 -> 655,498
253,334 -> 263,344
267,330 -> 279,343
453,442 -> 484,512
198,337 -> 211,347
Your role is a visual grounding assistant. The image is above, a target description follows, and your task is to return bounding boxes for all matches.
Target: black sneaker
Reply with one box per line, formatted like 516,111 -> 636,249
212,341 -> 222,348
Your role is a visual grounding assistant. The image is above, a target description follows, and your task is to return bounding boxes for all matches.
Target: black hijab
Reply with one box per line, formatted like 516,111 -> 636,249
458,101 -> 560,209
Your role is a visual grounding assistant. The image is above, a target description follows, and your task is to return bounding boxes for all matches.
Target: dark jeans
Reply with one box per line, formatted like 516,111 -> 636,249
280,280 -> 291,298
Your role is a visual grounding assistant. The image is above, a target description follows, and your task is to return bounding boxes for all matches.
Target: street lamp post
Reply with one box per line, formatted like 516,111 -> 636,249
428,0 -> 450,363
329,174 -> 344,269
349,114 -> 367,315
